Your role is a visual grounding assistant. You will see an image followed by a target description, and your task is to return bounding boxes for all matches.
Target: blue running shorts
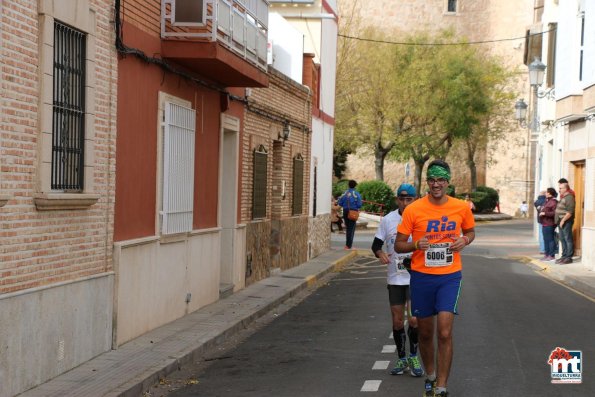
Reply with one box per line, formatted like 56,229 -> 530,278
409,270 -> 462,318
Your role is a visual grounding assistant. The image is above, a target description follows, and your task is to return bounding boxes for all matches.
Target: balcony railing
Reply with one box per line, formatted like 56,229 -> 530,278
161,0 -> 269,71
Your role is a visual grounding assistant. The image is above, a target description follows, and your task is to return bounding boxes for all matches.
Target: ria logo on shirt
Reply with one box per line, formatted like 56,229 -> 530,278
426,216 -> 456,232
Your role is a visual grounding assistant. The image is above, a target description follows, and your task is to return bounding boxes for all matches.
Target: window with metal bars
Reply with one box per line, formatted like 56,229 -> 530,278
447,0 -> 457,13
292,154 -> 304,215
52,21 -> 86,191
252,145 -> 268,219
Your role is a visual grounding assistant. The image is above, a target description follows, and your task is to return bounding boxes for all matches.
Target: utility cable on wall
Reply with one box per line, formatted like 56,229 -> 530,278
113,0 -> 310,132
338,28 -> 556,46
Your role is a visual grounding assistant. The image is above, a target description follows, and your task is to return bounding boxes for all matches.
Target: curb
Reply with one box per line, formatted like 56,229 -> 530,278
116,284 -> 309,397
117,251 -> 358,397
516,256 -> 595,302
19,250 -> 359,397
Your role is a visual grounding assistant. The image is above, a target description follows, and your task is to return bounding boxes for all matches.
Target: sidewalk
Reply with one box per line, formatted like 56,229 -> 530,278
521,254 -> 595,301
19,249 -> 357,397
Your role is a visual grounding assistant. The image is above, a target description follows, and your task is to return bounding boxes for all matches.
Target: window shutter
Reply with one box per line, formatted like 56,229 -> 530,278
162,102 -> 196,234
252,145 -> 268,219
292,154 -> 304,215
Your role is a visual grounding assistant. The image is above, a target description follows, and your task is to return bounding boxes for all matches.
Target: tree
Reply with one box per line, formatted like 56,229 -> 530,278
456,58 -> 516,190
335,25 -> 402,181
335,13 -> 515,190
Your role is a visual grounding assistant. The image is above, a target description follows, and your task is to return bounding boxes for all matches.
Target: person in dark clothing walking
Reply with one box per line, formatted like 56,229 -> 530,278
338,180 -> 362,249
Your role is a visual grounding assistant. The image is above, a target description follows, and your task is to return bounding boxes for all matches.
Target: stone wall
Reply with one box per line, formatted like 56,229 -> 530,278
309,213 -> 332,258
274,216 -> 309,271
245,220 -> 273,285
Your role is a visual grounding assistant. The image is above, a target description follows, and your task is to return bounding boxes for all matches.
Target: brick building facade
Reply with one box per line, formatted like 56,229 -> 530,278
0,0 -> 117,395
243,69 -> 312,283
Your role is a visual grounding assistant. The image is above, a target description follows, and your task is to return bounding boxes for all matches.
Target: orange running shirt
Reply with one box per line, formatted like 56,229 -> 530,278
397,196 -> 475,275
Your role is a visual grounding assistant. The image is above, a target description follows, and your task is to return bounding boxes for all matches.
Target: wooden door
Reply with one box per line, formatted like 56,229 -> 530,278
572,162 -> 585,255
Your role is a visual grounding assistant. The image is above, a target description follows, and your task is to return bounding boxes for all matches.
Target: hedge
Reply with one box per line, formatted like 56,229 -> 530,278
456,185 -> 499,213
357,180 -> 396,215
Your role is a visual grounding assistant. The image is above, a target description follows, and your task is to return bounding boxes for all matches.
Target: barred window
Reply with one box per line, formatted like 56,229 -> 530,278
52,21 -> 86,191
447,0 -> 457,12
292,154 -> 304,215
252,145 -> 268,219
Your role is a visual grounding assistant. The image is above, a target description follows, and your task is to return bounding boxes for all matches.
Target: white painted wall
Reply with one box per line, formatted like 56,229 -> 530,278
114,231 -> 220,345
320,17 -> 337,116
310,118 -> 334,215
583,0 -> 595,89
268,13 -> 304,83
555,0 -> 585,98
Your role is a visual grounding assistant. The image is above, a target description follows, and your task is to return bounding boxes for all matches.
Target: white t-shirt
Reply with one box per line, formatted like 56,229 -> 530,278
374,210 -> 412,285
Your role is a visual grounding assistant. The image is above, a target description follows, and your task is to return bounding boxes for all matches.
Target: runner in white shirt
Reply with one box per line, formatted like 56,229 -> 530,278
371,183 -> 423,377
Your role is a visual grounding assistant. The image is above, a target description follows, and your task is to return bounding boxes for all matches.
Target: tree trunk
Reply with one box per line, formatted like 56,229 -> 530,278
468,159 -> 477,191
466,140 -> 478,191
374,150 -> 386,181
374,140 -> 394,181
413,155 -> 429,196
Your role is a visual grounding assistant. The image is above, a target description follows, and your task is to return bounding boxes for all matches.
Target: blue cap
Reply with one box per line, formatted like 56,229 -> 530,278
396,183 -> 416,197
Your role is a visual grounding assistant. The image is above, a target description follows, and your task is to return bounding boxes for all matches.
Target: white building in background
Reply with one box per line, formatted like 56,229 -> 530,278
533,0 -> 595,269
269,0 -> 339,258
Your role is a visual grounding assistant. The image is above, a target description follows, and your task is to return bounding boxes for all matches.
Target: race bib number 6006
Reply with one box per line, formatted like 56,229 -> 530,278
424,243 -> 454,267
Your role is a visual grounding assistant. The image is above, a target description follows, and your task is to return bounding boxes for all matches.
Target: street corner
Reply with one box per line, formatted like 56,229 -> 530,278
331,250 -> 358,272
512,255 -> 550,272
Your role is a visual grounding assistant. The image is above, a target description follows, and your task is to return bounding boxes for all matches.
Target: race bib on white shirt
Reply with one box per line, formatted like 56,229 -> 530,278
375,210 -> 411,285
424,242 -> 454,267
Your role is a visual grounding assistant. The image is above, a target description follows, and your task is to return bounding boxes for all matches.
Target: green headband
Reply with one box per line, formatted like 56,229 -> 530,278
427,165 -> 451,181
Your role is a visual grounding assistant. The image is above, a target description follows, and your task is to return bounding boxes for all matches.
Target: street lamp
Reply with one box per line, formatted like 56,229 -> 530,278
515,98 -> 528,127
528,58 -> 546,87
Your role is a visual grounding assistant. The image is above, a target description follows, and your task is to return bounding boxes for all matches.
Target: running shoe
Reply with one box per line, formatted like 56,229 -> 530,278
408,355 -> 424,377
434,391 -> 449,397
390,357 -> 409,375
423,378 -> 436,396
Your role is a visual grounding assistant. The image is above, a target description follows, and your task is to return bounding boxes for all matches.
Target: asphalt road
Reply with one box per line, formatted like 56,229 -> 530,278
160,220 -> 594,396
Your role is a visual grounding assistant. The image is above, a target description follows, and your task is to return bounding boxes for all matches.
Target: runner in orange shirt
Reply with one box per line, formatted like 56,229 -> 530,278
395,160 -> 475,397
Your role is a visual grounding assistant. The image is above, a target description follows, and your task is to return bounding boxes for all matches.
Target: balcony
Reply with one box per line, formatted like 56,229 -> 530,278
161,0 -> 269,87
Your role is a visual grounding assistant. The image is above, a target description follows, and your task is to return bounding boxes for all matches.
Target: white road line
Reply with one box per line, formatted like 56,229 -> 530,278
382,345 -> 396,353
361,380 -> 382,392
388,331 -> 392,339
372,361 -> 390,370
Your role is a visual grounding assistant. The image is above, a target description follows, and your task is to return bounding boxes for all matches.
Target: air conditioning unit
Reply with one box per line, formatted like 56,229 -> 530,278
172,0 -> 206,26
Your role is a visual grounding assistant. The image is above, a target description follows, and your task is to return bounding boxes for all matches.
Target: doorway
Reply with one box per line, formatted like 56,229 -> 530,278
572,161 -> 585,256
219,116 -> 239,295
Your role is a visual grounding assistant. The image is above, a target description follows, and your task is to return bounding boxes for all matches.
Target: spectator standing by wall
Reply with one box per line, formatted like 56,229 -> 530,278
555,181 -> 575,264
538,188 -> 558,262
331,195 -> 344,233
534,191 -> 546,254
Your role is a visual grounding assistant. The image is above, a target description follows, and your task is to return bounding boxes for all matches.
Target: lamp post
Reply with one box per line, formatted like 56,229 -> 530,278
528,58 -> 546,134
514,58 -> 546,218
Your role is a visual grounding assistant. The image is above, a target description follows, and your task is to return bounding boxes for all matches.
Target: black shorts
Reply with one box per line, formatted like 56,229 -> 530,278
387,284 -> 410,306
